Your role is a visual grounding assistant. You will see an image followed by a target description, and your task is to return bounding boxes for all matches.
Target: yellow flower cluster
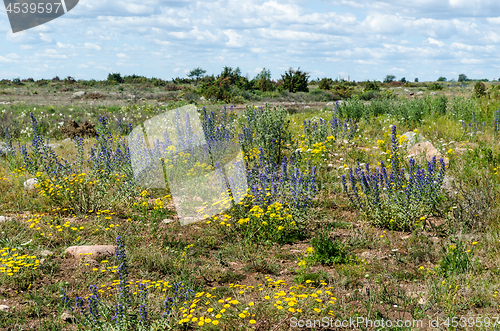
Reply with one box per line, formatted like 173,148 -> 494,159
0,248 -> 40,276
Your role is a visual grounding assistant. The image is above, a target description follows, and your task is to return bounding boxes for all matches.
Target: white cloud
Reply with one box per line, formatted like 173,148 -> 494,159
116,53 -> 128,58
84,43 -> 101,50
426,38 -> 445,47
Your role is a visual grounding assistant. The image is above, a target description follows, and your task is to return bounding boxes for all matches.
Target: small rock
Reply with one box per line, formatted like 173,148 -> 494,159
162,219 -> 175,224
0,216 -> 12,222
303,106 -> 310,109
61,311 -> 75,322
0,141 -> 13,156
199,96 -> 206,101
65,245 -> 116,259
0,305 -> 9,312
409,92 -> 414,96
72,91 -> 86,98
443,175 -> 455,193
401,235 -> 411,240
62,138 -> 72,143
404,88 -> 410,92
417,91 -> 424,95
48,143 -> 62,149
430,92 -> 437,96
40,250 -> 54,257
326,102 -> 334,106
400,132 -> 424,150
409,141 -> 447,165
23,178 -> 38,190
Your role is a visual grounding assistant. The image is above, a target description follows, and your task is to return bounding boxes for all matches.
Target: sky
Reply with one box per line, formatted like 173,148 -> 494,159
2,0 -> 500,82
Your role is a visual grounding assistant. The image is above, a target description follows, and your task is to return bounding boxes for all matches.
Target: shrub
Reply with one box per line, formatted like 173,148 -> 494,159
107,73 -> 124,84
473,81 -> 487,98
363,81 -> 379,92
331,81 -> 354,99
342,125 -> 446,231
427,82 -> 443,91
308,231 -> 353,265
239,104 -> 292,165
438,239 -> 477,275
279,68 -> 309,93
318,78 -> 334,90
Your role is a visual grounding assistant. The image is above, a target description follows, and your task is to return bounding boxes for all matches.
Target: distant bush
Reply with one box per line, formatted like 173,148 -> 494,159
199,66 -> 250,102
427,82 -> 443,91
318,78 -> 334,90
473,82 -> 487,98
279,68 -> 309,93
107,72 -> 124,84
363,80 -> 379,92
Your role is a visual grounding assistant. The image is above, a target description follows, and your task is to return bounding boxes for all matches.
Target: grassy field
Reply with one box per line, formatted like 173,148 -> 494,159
0,81 -> 500,330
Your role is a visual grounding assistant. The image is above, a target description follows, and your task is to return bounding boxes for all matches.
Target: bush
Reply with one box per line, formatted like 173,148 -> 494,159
318,78 -> 334,90
107,73 -> 124,84
199,66 -> 250,102
308,231 -> 353,265
279,68 -> 309,93
438,239 -> 477,275
363,81 -> 379,92
342,125 -> 446,231
239,104 -> 292,165
427,82 -> 443,91
473,82 -> 487,98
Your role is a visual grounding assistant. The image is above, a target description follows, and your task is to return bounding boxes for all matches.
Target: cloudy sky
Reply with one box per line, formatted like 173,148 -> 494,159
1,0 -> 500,82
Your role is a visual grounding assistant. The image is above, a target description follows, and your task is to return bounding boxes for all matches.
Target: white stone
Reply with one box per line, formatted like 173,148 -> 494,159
72,91 -> 86,98
0,216 -> 12,222
23,178 -> 38,190
0,305 -> 9,312
400,132 -> 424,150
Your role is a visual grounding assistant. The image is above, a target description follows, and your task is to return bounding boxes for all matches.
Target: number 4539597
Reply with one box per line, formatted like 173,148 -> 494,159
5,2 -> 62,14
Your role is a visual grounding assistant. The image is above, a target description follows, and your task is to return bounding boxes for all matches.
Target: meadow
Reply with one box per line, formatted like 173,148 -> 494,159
0,79 -> 500,330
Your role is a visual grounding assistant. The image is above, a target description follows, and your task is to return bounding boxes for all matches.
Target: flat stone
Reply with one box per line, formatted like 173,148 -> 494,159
65,245 -> 116,259
40,250 -> 54,257
0,216 -> 12,222
72,91 -> 86,98
400,131 -> 424,150
162,219 -> 175,224
61,311 -> 75,322
23,178 -> 38,190
0,305 -> 9,312
409,141 -> 447,166
48,143 -> 62,149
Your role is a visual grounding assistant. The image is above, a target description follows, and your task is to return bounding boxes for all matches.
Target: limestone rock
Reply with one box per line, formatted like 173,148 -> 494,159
48,143 -> 62,149
409,141 -> 447,166
72,91 -> 86,98
400,132 -> 424,150
61,311 -> 75,322
0,305 -> 9,312
40,250 -> 54,257
417,91 -> 424,95
0,216 -> 12,222
65,245 -> 116,259
23,178 -> 38,190
0,141 -> 13,156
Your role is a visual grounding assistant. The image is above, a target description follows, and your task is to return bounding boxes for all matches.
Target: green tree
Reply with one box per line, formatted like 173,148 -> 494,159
414,78 -> 419,82
107,72 -> 123,84
254,68 -> 275,92
473,82 -> 487,98
187,67 -> 207,84
437,77 -> 447,82
279,68 -> 309,93
383,75 -> 396,83
458,74 -> 468,82
400,77 -> 407,83
318,78 -> 334,90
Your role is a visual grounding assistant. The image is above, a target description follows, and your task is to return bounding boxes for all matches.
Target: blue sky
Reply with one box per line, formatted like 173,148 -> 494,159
2,0 -> 500,82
